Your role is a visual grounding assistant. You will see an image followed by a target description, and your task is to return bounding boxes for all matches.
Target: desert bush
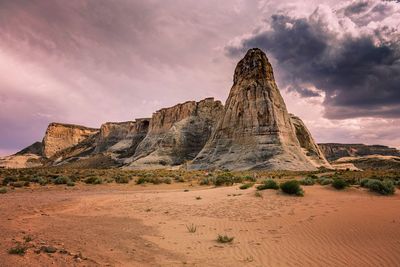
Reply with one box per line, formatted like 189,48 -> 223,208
360,178 -> 371,187
242,175 -> 257,182
214,172 -> 235,186
217,234 -> 234,243
136,177 -> 146,184
332,178 -> 347,190
114,175 -> 130,184
365,179 -> 395,195
280,180 -> 304,196
199,177 -> 215,185
299,177 -> 315,186
254,191 -> 262,198
84,177 -> 102,184
0,187 -> 7,194
66,181 -> 75,187
2,176 -> 17,186
8,244 -> 27,255
239,183 -> 254,190
319,178 -> 333,186
257,179 -> 279,190
163,177 -> 172,184
53,176 -> 69,185
186,223 -> 197,233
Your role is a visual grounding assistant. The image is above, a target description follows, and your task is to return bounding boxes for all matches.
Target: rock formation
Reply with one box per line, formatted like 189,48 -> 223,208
190,48 -> 328,171
290,115 -> 330,168
127,98 -> 223,168
319,143 -> 400,162
42,123 -> 99,158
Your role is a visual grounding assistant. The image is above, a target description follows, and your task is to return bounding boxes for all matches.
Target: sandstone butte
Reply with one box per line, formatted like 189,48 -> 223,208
4,48 -> 397,170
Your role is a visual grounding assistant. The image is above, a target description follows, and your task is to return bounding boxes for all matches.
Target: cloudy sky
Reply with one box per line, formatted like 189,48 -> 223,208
0,0 -> 399,156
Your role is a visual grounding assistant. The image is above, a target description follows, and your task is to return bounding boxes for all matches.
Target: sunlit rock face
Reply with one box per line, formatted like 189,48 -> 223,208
190,48 -> 329,171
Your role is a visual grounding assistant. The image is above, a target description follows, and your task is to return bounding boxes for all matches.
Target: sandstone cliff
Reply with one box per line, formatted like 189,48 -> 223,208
190,48 -> 328,171
127,98 -> 223,168
319,143 -> 400,161
42,123 -> 99,158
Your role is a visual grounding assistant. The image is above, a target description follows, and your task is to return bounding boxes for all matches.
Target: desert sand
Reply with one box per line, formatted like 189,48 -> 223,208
1,183 -> 399,267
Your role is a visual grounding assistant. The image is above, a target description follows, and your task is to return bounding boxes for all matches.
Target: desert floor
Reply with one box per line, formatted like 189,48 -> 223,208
1,183 -> 399,267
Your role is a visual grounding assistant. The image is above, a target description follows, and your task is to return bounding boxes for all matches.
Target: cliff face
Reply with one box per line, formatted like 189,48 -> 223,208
319,143 -> 400,162
42,123 -> 99,158
128,98 -> 223,168
190,48 -> 327,171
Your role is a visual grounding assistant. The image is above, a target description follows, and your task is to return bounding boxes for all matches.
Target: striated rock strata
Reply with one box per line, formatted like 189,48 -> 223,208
128,98 -> 223,168
190,48 -> 329,171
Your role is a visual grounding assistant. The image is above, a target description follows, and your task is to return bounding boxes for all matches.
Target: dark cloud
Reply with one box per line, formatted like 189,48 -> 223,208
226,0 -> 400,119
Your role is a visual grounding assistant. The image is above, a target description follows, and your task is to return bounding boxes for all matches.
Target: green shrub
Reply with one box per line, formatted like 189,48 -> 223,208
2,176 -> 17,186
332,178 -> 347,190
84,177 -> 102,184
216,234 -> 234,243
8,244 -> 27,255
136,177 -> 147,184
163,177 -> 172,184
215,172 -> 235,186
242,175 -> 256,182
0,187 -> 7,194
319,178 -> 333,186
360,178 -> 370,187
239,183 -> 254,190
299,177 -> 315,186
53,176 -> 69,185
66,181 -> 75,187
366,179 -> 395,195
199,177 -> 215,185
280,180 -> 304,196
257,179 -> 279,190
115,176 -> 130,184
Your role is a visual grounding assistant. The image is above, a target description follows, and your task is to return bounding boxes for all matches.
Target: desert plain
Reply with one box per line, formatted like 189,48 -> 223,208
1,169 -> 399,267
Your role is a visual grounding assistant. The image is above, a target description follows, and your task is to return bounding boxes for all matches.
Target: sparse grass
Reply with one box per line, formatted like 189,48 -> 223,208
332,178 -> 347,190
280,180 -> 304,196
8,244 -> 27,255
257,179 -> 279,190
239,183 -> 254,190
114,175 -> 130,184
216,234 -> 234,243
186,223 -> 197,233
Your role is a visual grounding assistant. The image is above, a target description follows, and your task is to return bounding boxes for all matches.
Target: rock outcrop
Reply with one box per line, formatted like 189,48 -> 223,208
190,48 -> 328,171
290,115 -> 330,168
319,143 -> 400,161
127,98 -> 223,168
42,123 -> 99,158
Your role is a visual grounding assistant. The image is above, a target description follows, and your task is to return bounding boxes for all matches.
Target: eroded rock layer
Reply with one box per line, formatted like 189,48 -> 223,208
127,98 -> 223,168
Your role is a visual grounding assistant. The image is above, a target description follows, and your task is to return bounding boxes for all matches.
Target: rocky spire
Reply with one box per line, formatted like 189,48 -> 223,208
190,48 -> 330,170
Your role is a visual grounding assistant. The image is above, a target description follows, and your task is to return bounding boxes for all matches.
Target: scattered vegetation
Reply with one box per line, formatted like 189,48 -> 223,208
8,244 -> 27,255
280,180 -> 304,196
257,179 -> 279,190
84,176 -> 103,184
332,178 -> 347,190
217,234 -> 234,243
299,177 -> 315,186
361,179 -> 395,195
239,183 -> 254,190
0,187 -> 7,194
254,191 -> 263,198
318,178 -> 333,185
114,175 -> 130,184
186,223 -> 197,233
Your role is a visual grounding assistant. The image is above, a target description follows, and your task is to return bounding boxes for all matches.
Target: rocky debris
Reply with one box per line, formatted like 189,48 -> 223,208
42,123 -> 99,158
127,98 -> 223,168
190,48 -> 327,171
319,143 -> 400,162
289,114 -> 331,168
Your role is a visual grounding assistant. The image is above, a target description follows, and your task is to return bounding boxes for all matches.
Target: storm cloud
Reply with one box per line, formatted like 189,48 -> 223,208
226,0 -> 400,119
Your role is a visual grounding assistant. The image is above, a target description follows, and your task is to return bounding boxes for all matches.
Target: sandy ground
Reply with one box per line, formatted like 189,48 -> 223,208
1,183 -> 400,267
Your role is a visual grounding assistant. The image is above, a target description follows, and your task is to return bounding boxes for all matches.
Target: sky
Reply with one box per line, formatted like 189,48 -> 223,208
0,0 -> 399,156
